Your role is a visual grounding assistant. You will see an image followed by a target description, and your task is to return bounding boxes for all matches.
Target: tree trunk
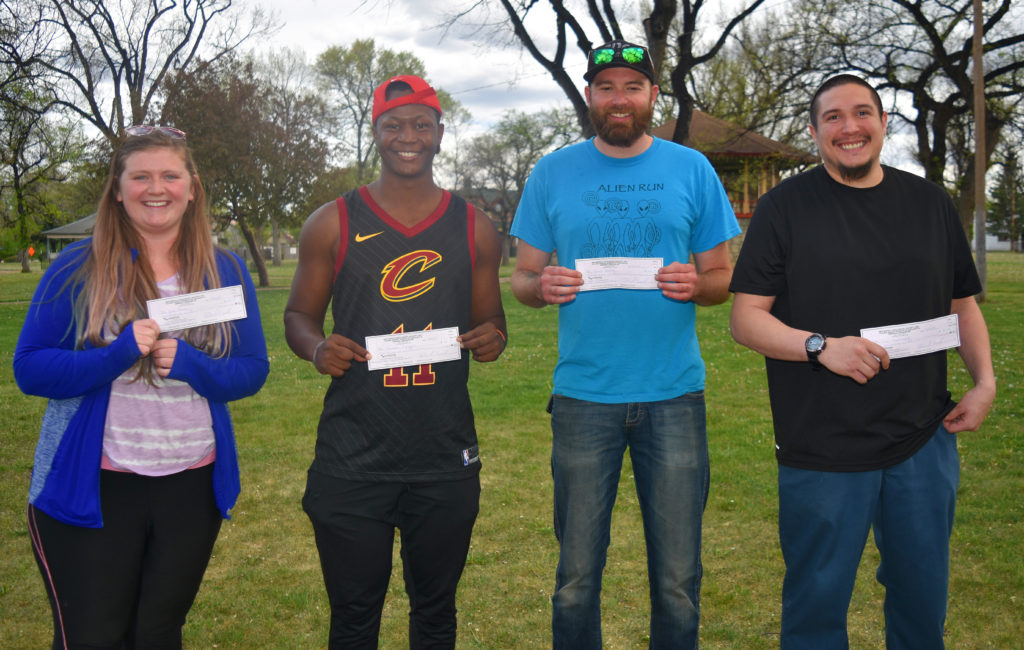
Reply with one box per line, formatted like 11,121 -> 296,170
501,234 -> 511,266
238,217 -> 269,287
671,94 -> 694,145
669,49 -> 694,144
953,115 -> 1004,237
15,183 -> 32,273
644,0 -> 677,83
271,219 -> 282,266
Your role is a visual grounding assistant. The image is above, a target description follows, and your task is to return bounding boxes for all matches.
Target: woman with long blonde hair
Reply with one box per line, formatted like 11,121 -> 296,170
14,126 -> 269,649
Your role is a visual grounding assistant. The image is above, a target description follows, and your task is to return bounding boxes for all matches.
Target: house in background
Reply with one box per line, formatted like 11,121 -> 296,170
40,213 -> 296,266
652,110 -> 818,257
42,212 -> 97,261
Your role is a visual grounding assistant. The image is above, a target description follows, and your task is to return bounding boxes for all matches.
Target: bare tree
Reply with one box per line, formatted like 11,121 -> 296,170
444,0 -> 766,141
652,0 -> 768,143
1,0 -> 49,95
464,107 -> 580,263
688,9 -> 826,150
20,0 -> 273,148
799,0 -> 1024,232
435,101 -> 475,194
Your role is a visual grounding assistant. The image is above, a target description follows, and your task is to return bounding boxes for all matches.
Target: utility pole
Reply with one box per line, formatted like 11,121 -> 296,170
973,0 -> 987,300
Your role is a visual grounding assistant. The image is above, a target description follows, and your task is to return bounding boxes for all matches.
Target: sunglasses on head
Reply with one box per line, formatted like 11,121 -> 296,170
125,125 -> 186,139
591,45 -> 648,66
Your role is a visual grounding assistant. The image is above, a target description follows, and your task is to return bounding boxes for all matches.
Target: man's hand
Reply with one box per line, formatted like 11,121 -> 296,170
458,323 -> 506,362
656,261 -> 699,302
819,336 -> 891,384
540,265 -> 583,304
943,383 -> 996,433
313,334 -> 370,378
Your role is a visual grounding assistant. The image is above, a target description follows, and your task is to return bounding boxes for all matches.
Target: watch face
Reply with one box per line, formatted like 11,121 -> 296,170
806,334 -> 824,352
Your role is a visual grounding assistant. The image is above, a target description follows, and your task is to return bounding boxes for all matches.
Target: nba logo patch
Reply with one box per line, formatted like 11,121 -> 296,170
462,445 -> 480,466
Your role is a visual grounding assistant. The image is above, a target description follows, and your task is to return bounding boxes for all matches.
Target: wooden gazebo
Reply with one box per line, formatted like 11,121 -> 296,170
652,111 -> 817,218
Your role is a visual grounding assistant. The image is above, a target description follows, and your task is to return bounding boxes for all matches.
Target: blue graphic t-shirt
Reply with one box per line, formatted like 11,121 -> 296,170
511,137 -> 740,403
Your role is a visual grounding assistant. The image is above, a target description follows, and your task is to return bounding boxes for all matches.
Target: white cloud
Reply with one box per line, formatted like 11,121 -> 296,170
261,0 -> 578,131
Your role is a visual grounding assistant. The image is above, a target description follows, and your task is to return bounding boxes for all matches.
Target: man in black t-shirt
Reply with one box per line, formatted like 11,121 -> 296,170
284,75 -> 506,649
729,75 -> 995,649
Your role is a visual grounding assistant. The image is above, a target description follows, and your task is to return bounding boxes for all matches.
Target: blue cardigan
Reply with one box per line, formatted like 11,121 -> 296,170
13,239 -> 269,528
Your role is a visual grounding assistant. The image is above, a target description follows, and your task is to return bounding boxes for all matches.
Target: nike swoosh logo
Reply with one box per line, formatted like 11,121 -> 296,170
355,231 -> 384,242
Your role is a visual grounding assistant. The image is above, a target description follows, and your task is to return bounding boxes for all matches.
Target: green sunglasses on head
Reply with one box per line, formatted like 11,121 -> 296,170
591,46 -> 647,66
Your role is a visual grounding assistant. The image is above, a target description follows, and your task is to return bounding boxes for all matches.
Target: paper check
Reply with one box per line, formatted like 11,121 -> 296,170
146,285 -> 246,332
860,314 -> 960,359
575,257 -> 662,291
365,327 -> 462,371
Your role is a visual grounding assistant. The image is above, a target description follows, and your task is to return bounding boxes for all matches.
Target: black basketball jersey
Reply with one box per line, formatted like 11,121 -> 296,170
312,186 -> 480,482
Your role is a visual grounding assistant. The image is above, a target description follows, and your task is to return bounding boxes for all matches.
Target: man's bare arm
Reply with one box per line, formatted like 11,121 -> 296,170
730,292 -> 890,385
511,240 -> 582,307
284,202 -> 368,377
656,242 -> 733,305
459,210 -> 507,362
943,296 -> 995,433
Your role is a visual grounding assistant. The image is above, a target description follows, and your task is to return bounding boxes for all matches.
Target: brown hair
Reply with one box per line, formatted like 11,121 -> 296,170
809,74 -> 884,128
74,130 -> 230,381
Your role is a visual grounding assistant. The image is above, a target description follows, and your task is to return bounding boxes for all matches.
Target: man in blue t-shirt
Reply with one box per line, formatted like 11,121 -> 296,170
510,40 -> 739,649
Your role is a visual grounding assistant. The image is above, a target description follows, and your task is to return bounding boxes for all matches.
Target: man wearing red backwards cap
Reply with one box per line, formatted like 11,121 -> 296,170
285,74 -> 507,649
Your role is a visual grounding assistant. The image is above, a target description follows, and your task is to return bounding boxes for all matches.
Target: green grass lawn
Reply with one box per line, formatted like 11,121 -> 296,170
1,254 -> 1022,648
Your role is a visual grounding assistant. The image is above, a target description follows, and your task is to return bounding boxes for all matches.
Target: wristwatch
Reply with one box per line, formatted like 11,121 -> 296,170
805,333 -> 827,366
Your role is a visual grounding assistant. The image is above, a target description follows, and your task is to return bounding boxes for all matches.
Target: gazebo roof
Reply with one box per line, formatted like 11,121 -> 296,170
652,110 -> 817,164
43,212 -> 96,239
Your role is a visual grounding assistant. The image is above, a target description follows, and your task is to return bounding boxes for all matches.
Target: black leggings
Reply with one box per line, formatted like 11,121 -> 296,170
27,465 -> 222,650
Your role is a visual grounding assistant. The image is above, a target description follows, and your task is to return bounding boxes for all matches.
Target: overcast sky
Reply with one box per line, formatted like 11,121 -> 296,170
262,0 -> 923,172
265,0 -> 585,133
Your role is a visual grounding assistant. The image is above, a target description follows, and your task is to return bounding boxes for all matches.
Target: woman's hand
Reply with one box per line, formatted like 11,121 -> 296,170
132,319 -> 161,357
151,338 -> 179,378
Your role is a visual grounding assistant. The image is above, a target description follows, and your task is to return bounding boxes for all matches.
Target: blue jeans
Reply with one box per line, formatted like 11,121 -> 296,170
778,428 -> 959,650
549,392 -> 709,650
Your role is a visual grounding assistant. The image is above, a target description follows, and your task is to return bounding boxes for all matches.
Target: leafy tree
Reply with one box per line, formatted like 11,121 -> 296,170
463,107 -> 580,263
12,0 -> 273,148
161,54 -> 330,286
0,81 -> 83,271
35,141 -> 108,219
289,165 -> 361,226
251,48 -> 332,266
314,39 -> 428,184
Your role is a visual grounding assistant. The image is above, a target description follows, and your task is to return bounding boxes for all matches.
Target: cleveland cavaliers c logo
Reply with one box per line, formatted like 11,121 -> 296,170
380,250 -> 442,302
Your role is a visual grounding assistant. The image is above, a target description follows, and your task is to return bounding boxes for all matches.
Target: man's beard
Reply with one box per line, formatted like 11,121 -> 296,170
837,159 -> 875,183
590,103 -> 653,147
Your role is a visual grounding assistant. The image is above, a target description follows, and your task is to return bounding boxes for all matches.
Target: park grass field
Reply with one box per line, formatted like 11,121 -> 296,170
1,253 -> 1021,648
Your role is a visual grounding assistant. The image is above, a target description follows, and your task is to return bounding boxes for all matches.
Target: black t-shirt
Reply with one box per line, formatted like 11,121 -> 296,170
730,165 -> 981,471
313,186 -> 480,482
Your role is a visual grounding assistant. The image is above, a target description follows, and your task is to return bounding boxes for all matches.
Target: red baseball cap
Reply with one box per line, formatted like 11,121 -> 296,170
372,75 -> 443,125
